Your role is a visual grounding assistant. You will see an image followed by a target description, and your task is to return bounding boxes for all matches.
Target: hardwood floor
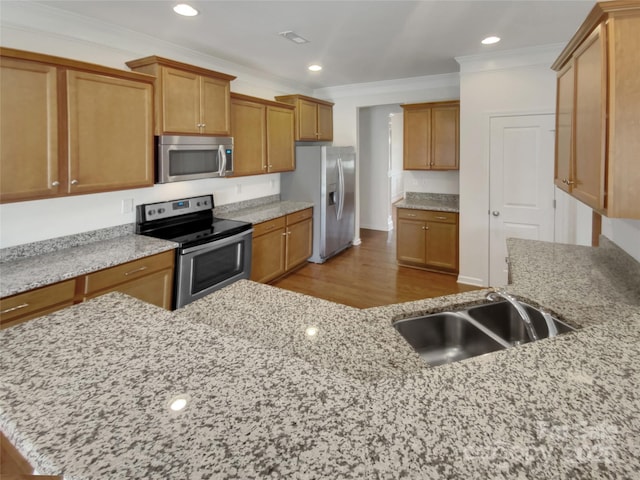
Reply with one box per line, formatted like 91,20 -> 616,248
272,228 -> 479,309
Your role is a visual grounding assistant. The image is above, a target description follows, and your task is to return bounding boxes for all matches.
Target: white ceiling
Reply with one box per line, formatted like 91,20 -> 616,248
33,0 -> 595,89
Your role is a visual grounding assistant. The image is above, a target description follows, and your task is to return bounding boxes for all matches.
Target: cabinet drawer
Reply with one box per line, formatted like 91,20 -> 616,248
1,279 -> 76,327
398,208 -> 457,224
83,251 -> 174,294
253,216 -> 286,237
286,208 -> 312,225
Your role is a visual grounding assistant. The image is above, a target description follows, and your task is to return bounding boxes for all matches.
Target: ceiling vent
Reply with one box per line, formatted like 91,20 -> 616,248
279,31 -> 309,44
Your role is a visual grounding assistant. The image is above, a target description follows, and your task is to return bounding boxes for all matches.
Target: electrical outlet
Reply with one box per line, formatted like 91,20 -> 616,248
121,198 -> 134,214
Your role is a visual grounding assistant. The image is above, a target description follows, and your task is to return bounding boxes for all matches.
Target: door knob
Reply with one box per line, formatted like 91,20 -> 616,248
492,211 -> 500,217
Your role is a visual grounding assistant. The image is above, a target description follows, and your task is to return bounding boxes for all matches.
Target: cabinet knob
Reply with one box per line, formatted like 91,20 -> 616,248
492,211 -> 500,217
70,179 -> 79,185
562,178 -> 575,186
51,181 -> 60,187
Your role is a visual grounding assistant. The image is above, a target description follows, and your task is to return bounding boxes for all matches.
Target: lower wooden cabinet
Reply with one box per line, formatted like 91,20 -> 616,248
251,208 -> 313,283
396,208 -> 458,273
81,250 -> 174,309
0,250 -> 175,329
0,279 -> 75,330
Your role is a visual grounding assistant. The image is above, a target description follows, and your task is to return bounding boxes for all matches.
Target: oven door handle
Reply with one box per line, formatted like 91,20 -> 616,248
180,228 -> 253,255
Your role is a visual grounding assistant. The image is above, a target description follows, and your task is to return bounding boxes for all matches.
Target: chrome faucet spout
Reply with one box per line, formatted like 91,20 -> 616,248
486,290 -> 539,341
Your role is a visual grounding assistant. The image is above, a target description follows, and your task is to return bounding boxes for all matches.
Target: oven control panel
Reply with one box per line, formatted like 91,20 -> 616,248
140,195 -> 213,221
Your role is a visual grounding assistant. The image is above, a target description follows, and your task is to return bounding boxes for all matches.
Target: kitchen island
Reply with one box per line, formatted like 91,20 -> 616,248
1,237 -> 639,478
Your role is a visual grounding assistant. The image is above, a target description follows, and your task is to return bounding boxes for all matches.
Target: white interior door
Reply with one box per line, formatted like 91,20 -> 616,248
489,114 -> 556,286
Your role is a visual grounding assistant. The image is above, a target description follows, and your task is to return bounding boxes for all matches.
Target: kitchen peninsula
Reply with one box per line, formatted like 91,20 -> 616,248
1,236 -> 639,478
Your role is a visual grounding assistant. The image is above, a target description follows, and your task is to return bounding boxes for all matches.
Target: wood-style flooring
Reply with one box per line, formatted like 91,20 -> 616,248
272,228 -> 479,309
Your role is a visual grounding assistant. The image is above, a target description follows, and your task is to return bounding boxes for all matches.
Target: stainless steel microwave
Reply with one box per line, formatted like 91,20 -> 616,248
156,135 -> 233,183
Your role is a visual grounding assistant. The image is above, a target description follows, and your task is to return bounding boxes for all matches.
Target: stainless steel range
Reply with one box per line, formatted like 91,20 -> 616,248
136,194 -> 252,309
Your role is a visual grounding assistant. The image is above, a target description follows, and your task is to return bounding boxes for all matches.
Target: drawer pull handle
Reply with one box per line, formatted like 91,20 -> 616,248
1,303 -> 29,315
406,213 -> 417,217
435,216 -> 447,220
124,266 -> 148,276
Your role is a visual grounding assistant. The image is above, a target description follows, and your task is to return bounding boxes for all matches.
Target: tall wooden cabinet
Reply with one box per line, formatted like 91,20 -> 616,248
126,56 -> 236,136
274,94 -> 334,141
552,1 -> 640,219
401,101 -> 459,171
230,93 -> 295,176
0,48 -> 154,204
396,208 -> 458,274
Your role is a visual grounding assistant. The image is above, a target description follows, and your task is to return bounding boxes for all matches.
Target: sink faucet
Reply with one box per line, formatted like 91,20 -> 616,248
486,290 -> 539,341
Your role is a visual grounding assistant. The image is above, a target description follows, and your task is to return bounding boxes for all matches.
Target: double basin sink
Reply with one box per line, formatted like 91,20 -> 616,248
393,298 -> 576,367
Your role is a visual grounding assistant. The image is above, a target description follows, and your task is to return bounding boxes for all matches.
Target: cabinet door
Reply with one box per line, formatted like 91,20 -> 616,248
297,98 -> 319,140
425,221 -> 458,271
84,268 -> 174,309
396,218 -> 426,264
286,217 -> 312,269
251,227 -> 286,283
67,70 -> 154,194
231,98 -> 266,176
555,62 -> 574,193
403,107 -> 430,169
431,105 -> 459,170
0,58 -> 60,203
267,105 -> 295,172
161,66 -> 200,133
573,24 -> 606,210
201,75 -> 231,135
317,103 -> 333,141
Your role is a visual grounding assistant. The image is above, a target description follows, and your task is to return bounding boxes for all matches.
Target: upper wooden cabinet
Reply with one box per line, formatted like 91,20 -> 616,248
401,101 -> 459,171
551,1 -> 640,219
0,48 -> 154,204
126,56 -> 236,136
230,93 -> 295,175
274,94 -> 334,141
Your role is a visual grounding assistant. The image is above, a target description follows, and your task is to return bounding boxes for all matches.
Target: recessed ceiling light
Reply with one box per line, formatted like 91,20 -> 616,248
173,4 -> 199,16
481,36 -> 501,45
308,64 -> 322,72
279,31 -> 310,44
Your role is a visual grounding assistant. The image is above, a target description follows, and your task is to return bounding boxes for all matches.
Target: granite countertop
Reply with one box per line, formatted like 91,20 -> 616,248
215,200 -> 314,224
0,235 -> 177,298
1,236 -> 639,478
394,192 -> 459,212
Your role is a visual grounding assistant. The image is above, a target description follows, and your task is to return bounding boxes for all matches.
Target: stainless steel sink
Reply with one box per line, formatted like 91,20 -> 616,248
466,300 -> 575,346
393,312 -> 507,367
393,299 -> 576,367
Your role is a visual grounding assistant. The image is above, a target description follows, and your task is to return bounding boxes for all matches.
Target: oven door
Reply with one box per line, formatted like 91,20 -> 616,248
175,229 -> 252,308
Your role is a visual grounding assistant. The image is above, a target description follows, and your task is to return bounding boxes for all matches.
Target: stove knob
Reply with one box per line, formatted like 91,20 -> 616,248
196,202 -> 201,207
158,208 -> 165,214
148,209 -> 156,216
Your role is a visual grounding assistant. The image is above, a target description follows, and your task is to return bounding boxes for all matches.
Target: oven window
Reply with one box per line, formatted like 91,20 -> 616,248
191,243 -> 243,294
169,149 -> 217,176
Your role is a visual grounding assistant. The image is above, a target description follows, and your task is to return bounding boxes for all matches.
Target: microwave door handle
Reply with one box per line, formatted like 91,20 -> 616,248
218,147 -> 226,177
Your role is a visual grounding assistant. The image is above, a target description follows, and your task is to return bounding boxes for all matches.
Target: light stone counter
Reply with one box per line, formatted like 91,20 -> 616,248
394,192 -> 459,212
1,236 -> 639,478
215,199 -> 314,224
0,235 -> 177,298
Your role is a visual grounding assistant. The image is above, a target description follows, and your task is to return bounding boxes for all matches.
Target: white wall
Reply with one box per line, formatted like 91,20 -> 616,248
456,46 -> 563,286
602,218 -> 640,263
0,2 -> 311,248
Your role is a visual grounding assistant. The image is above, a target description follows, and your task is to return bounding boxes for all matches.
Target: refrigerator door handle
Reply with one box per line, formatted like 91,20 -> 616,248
337,156 -> 345,221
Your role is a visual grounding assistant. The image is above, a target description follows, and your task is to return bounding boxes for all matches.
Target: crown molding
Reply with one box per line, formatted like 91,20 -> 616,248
314,72 -> 460,100
455,44 -> 565,74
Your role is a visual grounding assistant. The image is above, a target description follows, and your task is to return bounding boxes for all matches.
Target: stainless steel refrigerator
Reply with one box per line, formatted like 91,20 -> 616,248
280,145 -> 356,263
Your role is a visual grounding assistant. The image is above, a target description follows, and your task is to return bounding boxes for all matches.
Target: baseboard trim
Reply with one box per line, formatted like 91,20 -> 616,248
457,275 -> 486,287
